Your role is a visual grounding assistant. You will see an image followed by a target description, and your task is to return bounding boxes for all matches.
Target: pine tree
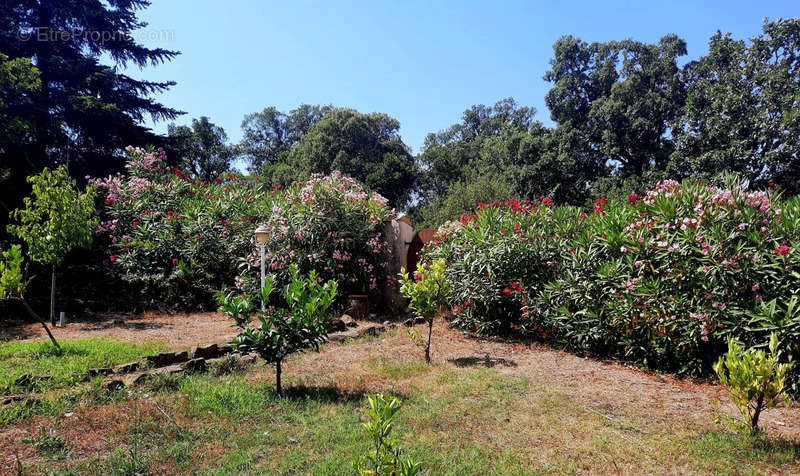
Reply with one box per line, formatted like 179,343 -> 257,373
0,0 -> 182,226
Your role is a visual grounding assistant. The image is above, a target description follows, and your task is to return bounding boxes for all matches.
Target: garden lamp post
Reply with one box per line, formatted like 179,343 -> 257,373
255,225 -> 270,291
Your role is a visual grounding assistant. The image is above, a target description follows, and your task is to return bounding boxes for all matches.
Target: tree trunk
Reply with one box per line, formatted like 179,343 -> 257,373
750,393 -> 765,435
275,359 -> 282,397
425,318 -> 434,364
50,265 -> 56,326
21,300 -> 61,351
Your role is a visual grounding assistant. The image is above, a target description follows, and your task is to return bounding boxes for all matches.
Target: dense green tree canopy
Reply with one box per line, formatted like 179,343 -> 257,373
287,108 -> 417,209
544,34 -> 687,179
671,19 -> 800,192
412,98 -> 591,226
0,0 -> 180,227
167,116 -> 233,181
238,104 -> 331,173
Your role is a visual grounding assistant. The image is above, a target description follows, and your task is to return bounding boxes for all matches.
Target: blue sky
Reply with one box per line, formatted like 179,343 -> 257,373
131,0 -> 799,154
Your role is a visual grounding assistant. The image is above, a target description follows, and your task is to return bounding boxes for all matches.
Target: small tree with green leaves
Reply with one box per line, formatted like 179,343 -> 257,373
714,333 -> 793,435
8,166 -> 97,325
0,244 -> 59,348
399,258 -> 453,364
218,264 -> 337,396
353,394 -> 421,476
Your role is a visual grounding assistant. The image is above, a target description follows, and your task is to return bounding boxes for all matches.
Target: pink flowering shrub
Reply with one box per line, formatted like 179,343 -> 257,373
92,146 -> 273,309
239,171 -> 395,305
425,178 -> 800,387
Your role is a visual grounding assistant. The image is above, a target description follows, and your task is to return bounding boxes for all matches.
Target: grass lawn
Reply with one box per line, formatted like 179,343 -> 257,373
0,338 -> 167,392
1,325 -> 798,475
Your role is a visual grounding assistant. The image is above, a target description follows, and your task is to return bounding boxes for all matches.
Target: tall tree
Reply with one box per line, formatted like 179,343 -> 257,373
238,104 -> 331,173
0,0 -> 181,226
418,98 -> 539,199
412,98 -> 585,226
287,108 -> 416,209
544,35 -> 687,179
671,19 -> 800,192
167,116 -> 233,182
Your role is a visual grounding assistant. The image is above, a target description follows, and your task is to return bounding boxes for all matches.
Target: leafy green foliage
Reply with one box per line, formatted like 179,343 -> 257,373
671,19 -> 800,193
353,394 -> 421,476
92,147 -> 272,309
0,1 -> 179,233
412,98 -> 581,221
425,178 -> 800,389
0,52 -> 40,152
167,116 -> 234,182
714,333 -> 793,435
400,258 -> 452,363
8,167 -> 97,267
242,171 -> 395,305
400,259 -> 452,322
238,104 -> 332,173
287,108 -> 416,209
412,175 -> 515,231
218,264 -> 337,396
545,35 -> 686,178
0,244 -> 25,298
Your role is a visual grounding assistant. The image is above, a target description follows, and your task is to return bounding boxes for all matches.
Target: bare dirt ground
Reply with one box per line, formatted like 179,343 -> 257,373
0,312 -> 238,347
2,316 -> 799,473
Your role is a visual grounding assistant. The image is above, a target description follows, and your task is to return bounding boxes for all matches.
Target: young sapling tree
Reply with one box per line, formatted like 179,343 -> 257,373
8,166 -> 97,326
399,258 -> 453,364
714,332 -> 793,435
0,245 -> 60,348
218,264 -> 337,396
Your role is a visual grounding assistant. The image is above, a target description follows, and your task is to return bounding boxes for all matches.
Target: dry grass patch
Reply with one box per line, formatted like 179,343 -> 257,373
1,321 -> 798,474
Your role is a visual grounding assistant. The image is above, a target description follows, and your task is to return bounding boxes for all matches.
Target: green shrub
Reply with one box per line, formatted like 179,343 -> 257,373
714,333 -> 793,435
399,258 -> 452,363
424,178 -> 800,386
353,393 -> 421,476
241,171 -> 395,306
91,146 -> 272,310
218,264 -> 337,396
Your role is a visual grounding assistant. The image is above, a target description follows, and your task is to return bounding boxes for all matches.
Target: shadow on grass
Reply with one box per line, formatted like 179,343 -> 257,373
449,355 -> 518,368
281,384 -> 406,404
689,428 -> 800,465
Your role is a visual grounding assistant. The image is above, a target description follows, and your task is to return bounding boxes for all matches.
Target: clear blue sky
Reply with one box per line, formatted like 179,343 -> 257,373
131,0 -> 799,154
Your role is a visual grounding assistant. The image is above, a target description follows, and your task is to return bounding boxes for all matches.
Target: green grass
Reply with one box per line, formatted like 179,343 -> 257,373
6,337 -> 800,475
0,338 -> 168,391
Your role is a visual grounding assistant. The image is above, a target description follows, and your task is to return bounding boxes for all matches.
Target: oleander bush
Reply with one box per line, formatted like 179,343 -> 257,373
425,177 -> 800,390
237,171 -> 396,306
91,146 -> 274,309
91,147 -> 395,311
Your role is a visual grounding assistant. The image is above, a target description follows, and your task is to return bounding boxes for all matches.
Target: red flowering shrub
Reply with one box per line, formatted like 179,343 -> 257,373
425,178 -> 800,388
91,147 -> 272,309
